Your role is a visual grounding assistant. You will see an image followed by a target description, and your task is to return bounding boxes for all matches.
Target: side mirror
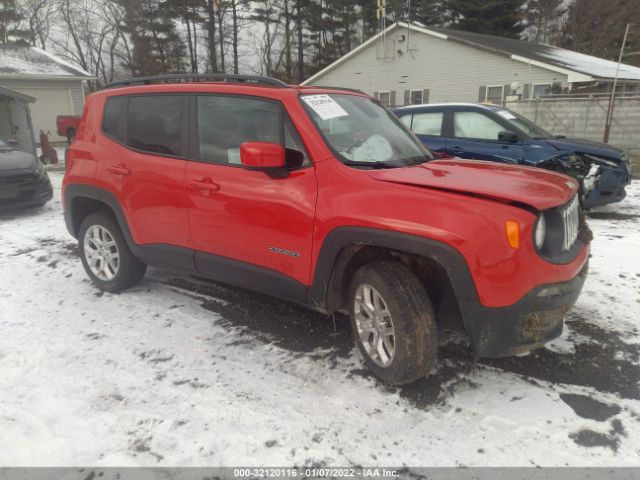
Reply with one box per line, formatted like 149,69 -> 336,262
7,139 -> 18,147
498,131 -> 520,143
240,142 -> 286,171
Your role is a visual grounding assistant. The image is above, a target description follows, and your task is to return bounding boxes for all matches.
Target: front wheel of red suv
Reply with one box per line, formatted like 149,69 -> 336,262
79,212 -> 146,293
348,261 -> 438,385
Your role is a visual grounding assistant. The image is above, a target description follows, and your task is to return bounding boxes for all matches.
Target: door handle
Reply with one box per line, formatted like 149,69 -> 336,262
189,178 -> 220,192
107,164 -> 130,176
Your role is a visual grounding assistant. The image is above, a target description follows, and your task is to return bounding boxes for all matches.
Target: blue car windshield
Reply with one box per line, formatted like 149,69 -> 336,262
493,108 -> 552,139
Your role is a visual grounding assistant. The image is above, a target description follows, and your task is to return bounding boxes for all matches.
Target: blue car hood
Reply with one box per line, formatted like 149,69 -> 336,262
544,137 -> 625,162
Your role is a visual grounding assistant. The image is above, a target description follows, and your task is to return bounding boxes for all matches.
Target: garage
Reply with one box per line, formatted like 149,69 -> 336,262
8,86 -> 73,141
0,45 -> 94,144
0,86 -> 36,155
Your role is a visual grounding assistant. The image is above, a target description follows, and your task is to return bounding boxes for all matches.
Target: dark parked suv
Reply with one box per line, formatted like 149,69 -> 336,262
0,136 -> 53,210
394,103 -> 632,208
63,75 -> 589,385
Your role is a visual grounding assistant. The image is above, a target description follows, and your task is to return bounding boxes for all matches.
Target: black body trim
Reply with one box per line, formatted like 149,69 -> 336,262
308,226 -> 480,314
195,251 -> 307,305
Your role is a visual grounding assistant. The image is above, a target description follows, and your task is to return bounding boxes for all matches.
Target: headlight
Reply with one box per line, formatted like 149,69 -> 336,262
34,161 -> 45,177
534,214 -> 546,249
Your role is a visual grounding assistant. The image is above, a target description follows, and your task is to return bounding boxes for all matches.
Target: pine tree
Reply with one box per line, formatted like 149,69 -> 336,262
525,0 -> 564,43
116,0 -> 186,76
447,0 -> 527,39
412,0 -> 446,27
0,0 -> 30,44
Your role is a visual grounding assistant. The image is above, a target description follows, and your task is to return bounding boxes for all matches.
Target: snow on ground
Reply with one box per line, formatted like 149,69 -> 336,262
0,172 -> 639,467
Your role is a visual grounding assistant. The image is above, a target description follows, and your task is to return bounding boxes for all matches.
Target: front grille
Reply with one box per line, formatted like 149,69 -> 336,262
561,195 -> 579,251
0,173 -> 36,185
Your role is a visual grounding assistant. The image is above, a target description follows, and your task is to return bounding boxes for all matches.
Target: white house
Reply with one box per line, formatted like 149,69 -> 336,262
302,22 -> 640,107
0,46 -> 94,142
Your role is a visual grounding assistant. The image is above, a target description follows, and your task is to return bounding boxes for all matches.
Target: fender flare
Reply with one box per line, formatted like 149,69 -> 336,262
64,183 -> 142,257
307,226 -> 481,320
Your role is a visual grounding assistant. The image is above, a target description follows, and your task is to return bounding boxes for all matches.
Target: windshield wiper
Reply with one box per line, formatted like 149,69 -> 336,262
342,160 -> 403,169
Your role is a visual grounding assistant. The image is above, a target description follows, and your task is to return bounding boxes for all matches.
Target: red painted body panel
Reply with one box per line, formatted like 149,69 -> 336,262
310,158 -> 588,307
62,83 -> 588,310
185,162 -> 317,285
369,159 -> 580,210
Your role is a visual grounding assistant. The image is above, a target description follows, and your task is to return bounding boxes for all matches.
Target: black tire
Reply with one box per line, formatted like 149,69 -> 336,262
67,128 -> 76,145
348,261 -> 438,385
78,211 -> 146,292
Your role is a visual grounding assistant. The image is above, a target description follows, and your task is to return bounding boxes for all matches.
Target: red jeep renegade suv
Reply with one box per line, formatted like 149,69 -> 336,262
62,74 -> 589,385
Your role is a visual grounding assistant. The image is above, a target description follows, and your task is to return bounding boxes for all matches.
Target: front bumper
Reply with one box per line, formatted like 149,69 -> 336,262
464,262 -> 588,357
0,173 -> 53,210
582,161 -> 631,208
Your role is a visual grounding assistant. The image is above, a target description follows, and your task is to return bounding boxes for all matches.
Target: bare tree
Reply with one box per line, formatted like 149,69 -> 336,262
18,0 -> 57,49
49,0 -> 131,87
561,0 -> 639,63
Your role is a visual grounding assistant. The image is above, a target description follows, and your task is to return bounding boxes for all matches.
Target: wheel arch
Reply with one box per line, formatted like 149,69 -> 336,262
64,184 -> 136,251
308,227 -> 480,333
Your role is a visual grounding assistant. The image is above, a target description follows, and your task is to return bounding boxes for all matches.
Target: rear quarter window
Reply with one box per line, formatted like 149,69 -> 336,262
102,96 -> 125,142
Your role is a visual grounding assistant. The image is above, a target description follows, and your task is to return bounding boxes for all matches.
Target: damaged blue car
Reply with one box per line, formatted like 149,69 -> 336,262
394,103 -> 632,208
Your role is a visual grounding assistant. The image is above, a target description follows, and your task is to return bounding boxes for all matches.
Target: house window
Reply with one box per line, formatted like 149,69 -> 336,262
485,85 -> 504,105
378,91 -> 391,107
410,90 -> 423,105
532,83 -> 551,98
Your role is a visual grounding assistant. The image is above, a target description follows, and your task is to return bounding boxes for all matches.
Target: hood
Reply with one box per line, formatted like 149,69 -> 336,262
545,137 -> 625,161
369,159 -> 578,211
0,148 -> 37,173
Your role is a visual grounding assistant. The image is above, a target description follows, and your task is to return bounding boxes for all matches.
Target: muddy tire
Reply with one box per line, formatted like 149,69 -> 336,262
348,261 -> 438,385
79,211 -> 146,293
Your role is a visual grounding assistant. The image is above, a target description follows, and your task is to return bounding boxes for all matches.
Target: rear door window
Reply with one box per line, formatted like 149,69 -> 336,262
126,95 -> 184,156
412,112 -> 444,136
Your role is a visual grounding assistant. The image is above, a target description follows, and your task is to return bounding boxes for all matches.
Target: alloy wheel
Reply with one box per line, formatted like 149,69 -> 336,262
353,283 -> 396,367
83,224 -> 120,281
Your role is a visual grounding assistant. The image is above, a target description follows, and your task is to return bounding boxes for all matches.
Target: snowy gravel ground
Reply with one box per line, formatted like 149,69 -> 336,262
0,172 -> 639,467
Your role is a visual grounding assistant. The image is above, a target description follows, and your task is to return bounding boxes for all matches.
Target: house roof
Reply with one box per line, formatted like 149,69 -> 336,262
0,85 -> 36,103
0,45 -> 94,79
429,26 -> 640,82
302,22 -> 640,85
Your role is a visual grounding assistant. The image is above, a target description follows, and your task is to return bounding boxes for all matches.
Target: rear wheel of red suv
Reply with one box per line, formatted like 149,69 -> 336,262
348,261 -> 438,385
79,212 -> 146,292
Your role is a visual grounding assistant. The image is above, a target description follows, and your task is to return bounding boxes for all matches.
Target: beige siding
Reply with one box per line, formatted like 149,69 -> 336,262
308,31 -> 568,105
0,78 -> 86,141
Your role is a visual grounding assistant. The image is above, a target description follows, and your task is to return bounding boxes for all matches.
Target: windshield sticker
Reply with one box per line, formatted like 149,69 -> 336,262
302,95 -> 349,120
496,110 -> 517,120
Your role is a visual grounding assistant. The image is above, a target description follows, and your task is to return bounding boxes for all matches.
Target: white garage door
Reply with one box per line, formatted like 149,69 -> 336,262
9,87 -> 72,142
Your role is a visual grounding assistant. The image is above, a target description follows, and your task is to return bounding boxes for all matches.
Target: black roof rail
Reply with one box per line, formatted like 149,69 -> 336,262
104,73 -> 289,89
302,85 -> 367,95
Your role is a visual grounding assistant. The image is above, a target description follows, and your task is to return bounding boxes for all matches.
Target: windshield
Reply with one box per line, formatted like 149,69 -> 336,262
0,137 -> 11,149
493,108 -> 552,138
300,93 -> 433,167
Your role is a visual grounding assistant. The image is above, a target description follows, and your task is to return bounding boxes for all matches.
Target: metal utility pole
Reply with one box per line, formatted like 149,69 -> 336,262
604,23 -> 631,143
